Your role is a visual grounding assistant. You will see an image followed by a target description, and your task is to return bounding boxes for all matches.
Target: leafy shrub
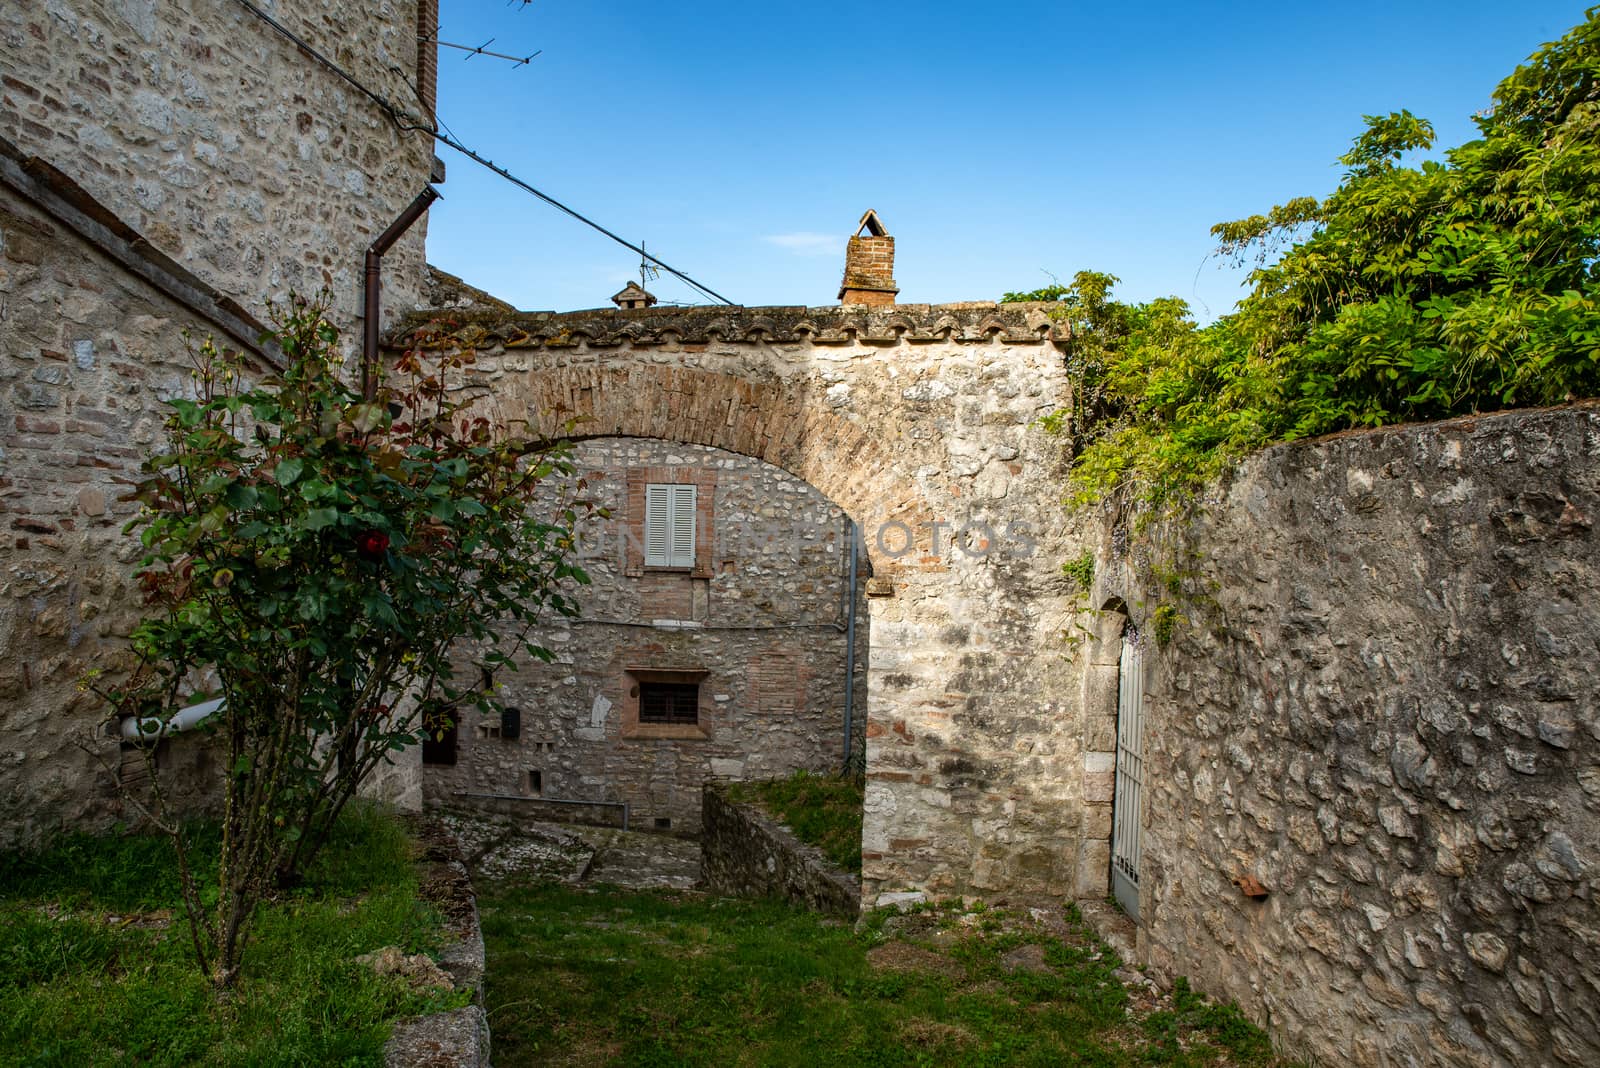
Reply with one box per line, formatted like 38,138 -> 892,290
1011,12 -> 1600,519
92,301 -> 592,988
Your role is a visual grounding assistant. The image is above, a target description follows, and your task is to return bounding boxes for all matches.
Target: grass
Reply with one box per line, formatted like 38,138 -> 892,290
726,771 -> 864,873
0,805 -> 466,1067
480,882 -> 1292,1067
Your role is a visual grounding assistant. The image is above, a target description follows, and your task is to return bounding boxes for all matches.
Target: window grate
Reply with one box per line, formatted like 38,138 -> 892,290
638,681 -> 700,725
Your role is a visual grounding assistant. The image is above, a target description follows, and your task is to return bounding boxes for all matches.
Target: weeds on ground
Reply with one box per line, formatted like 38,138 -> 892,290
479,883 -> 1291,1067
0,805 -> 465,1066
727,770 -> 864,873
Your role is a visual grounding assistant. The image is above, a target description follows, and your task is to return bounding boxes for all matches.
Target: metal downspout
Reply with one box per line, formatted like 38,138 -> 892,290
362,185 -> 441,401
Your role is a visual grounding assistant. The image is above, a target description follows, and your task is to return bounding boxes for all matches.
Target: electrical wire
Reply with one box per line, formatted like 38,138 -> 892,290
229,0 -> 735,306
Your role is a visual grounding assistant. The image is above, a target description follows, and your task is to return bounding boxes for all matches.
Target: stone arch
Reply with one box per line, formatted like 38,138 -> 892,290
487,363 -> 938,571
395,300 -> 1087,905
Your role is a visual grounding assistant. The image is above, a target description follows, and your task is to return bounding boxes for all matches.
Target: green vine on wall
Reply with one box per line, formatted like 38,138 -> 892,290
1015,10 -> 1600,643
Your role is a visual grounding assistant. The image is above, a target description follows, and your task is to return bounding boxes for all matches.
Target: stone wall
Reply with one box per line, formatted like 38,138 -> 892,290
1,0 -> 435,847
423,437 -> 867,834
0,164 -> 275,845
393,301 -> 1088,899
1092,404 -> 1600,1067
701,784 -> 861,917
1,0 -> 437,339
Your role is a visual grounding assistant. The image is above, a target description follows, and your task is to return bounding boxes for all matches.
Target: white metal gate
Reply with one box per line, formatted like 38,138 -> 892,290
1111,631 -> 1144,920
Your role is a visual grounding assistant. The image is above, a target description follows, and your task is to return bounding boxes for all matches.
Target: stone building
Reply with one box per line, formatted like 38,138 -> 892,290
400,209 -> 1600,1066
391,226 -> 1088,886
1,0 -> 441,846
6,7 -> 1594,1064
423,431 -> 870,833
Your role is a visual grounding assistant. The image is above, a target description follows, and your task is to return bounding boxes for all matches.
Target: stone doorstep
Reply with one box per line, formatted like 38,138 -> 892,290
384,1007 -> 489,1068
1074,898 -> 1139,973
384,816 -> 490,1068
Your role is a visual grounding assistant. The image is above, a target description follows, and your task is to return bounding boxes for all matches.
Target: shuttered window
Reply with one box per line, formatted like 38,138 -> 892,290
644,484 -> 696,568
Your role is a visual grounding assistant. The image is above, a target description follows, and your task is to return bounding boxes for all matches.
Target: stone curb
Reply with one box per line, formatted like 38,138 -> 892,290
384,816 -> 491,1068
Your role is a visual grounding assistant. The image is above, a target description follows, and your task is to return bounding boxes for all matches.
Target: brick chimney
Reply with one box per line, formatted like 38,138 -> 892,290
838,209 -> 898,306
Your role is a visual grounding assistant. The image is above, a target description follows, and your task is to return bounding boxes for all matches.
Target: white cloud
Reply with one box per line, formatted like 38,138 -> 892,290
763,232 -> 841,257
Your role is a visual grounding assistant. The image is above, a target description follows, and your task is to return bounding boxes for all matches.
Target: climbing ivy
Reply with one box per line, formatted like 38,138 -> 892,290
1012,10 -> 1600,521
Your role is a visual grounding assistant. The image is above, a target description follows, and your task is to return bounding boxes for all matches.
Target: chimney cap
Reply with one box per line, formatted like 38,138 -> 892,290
611,281 -> 658,309
854,209 -> 888,238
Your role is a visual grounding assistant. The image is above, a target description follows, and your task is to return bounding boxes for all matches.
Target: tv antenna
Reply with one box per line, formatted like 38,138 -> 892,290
419,30 -> 541,68
639,241 -> 662,289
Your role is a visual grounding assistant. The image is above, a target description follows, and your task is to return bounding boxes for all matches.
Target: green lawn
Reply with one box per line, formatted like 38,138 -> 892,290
0,806 -> 465,1067
481,881 -> 1289,1067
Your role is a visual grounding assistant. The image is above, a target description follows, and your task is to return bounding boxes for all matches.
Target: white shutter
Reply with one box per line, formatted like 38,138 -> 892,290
644,484 -> 671,567
669,485 -> 696,568
644,484 -> 696,568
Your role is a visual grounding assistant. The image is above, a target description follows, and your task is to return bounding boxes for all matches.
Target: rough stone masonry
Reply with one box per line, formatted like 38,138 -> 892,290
424,436 -> 870,833
1092,403 -> 1600,1067
1,0 -> 438,846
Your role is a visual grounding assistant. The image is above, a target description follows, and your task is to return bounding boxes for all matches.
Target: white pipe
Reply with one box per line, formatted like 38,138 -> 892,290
120,696 -> 225,742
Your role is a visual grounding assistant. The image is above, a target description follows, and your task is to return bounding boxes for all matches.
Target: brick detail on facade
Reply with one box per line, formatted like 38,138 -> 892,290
415,0 -> 440,118
750,650 -> 806,716
619,667 -> 711,741
624,465 -> 717,578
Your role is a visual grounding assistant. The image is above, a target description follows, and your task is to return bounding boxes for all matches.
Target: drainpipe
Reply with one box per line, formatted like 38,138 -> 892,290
120,696 -> 225,743
841,517 -> 860,769
362,186 -> 441,401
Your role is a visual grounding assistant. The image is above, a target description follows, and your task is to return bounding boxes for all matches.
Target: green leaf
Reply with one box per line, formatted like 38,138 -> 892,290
274,457 -> 304,486
226,483 -> 260,510
303,507 -> 339,531
349,403 -> 387,434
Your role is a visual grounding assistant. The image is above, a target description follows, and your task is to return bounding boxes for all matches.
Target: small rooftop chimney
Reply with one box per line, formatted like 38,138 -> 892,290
611,281 -> 658,310
838,209 -> 898,306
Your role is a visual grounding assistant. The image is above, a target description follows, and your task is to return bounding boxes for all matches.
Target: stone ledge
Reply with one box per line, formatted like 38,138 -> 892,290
0,134 -> 271,365
391,300 -> 1069,349
700,783 -> 861,917
383,815 -> 491,1068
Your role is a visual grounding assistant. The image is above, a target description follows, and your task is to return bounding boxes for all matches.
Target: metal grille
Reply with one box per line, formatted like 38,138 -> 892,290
638,681 -> 700,725
1111,632 -> 1144,920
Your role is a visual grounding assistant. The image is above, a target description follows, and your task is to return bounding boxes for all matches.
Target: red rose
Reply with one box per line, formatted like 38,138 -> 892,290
355,529 -> 390,559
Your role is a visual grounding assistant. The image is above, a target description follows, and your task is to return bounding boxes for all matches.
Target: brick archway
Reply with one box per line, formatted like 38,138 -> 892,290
494,363 -> 934,571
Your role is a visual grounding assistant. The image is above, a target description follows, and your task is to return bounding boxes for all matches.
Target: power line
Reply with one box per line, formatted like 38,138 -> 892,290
229,0 -> 735,306
429,132 -> 735,306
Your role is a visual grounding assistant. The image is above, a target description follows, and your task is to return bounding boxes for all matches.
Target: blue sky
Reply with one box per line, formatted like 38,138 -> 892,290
423,2 -> 1590,319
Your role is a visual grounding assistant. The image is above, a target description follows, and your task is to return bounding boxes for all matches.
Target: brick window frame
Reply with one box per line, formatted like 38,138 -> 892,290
624,466 -> 715,578
619,668 -> 710,741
